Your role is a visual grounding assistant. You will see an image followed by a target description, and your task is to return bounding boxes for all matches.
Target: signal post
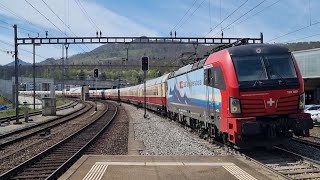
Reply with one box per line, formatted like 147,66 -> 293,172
142,56 -> 149,118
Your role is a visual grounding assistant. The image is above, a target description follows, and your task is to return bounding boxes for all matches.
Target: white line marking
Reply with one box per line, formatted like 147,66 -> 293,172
96,162 -> 145,166
183,162 -> 234,166
82,164 -> 108,180
83,161 -> 258,180
146,162 -> 184,166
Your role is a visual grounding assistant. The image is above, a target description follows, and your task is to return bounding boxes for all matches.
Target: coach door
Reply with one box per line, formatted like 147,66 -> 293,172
204,68 -> 216,123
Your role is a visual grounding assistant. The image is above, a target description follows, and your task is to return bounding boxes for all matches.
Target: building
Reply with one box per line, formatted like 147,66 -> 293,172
293,48 -> 320,104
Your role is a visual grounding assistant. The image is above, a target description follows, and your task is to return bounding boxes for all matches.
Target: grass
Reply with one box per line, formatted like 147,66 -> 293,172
56,98 -> 72,107
0,104 -> 39,118
0,109 -> 16,118
0,96 -> 11,104
0,98 -> 72,118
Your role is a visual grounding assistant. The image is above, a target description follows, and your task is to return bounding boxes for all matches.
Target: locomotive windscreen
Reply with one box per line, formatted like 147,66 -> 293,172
232,53 -> 299,90
232,54 -> 297,82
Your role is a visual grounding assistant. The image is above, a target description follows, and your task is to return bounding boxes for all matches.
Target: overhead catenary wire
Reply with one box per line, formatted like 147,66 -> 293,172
0,24 -> 31,36
41,0 -> 90,51
176,0 -> 206,31
170,0 -> 198,32
204,0 -> 249,37
0,39 -> 46,59
24,0 -> 67,37
74,0 -> 100,31
210,0 -> 267,38
227,0 -> 281,29
25,0 -> 86,52
0,19 -> 39,35
286,33 -> 320,43
267,20 -> 320,43
0,1 -> 43,34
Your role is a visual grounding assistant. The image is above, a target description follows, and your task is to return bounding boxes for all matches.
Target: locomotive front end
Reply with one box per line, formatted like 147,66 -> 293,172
226,44 -> 313,148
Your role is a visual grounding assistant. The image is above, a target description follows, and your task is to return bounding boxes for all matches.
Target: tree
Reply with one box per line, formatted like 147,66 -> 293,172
100,71 -> 107,80
79,69 -> 85,80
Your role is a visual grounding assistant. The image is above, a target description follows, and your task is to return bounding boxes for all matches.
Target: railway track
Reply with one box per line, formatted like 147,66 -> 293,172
292,136 -> 320,150
0,100 -> 78,124
0,101 -> 118,180
241,146 -> 320,180
0,101 -> 90,149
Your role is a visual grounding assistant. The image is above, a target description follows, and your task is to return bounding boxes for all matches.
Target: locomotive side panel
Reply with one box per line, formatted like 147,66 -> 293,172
167,68 -> 222,127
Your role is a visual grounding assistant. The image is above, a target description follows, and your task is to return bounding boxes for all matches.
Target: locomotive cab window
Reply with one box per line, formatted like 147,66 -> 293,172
212,66 -> 226,90
204,66 -> 226,90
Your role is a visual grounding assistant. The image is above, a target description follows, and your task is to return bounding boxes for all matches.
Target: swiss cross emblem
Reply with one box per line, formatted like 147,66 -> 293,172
267,98 -> 275,106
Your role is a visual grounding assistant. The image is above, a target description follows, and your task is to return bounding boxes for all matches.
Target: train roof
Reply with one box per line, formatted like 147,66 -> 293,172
168,59 -> 206,79
119,73 -> 170,91
146,73 -> 169,86
227,44 -> 290,56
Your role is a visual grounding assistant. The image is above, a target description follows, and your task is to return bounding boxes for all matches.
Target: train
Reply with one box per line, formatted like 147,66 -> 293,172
22,42 -> 314,149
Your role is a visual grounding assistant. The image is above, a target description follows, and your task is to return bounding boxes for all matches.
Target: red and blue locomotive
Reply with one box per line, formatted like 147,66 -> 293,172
65,41 -> 313,148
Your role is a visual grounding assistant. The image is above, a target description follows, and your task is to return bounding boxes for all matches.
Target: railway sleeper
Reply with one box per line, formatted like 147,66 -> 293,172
22,166 -> 58,171
293,173 -> 320,179
279,168 -> 320,175
56,146 -> 85,150
260,158 -> 298,164
12,174 -> 50,179
38,159 -> 67,164
30,162 -> 63,168
18,170 -> 54,176
273,165 -> 313,171
54,149 -> 79,153
265,162 -> 303,166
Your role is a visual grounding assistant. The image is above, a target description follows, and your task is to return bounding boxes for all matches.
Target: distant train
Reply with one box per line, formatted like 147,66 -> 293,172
22,42 -> 313,148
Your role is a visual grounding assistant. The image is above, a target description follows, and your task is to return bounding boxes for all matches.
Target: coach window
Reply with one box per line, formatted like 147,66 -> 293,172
213,66 -> 226,90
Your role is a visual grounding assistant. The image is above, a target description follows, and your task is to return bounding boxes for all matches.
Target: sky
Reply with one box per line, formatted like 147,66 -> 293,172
0,0 -> 320,65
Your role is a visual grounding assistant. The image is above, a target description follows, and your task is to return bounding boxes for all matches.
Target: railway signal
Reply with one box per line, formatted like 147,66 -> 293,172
141,56 -> 149,71
93,68 -> 99,78
141,56 -> 149,118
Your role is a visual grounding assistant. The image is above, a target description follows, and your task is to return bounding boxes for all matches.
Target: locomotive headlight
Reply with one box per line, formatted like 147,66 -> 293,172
299,93 -> 305,110
230,97 -> 241,114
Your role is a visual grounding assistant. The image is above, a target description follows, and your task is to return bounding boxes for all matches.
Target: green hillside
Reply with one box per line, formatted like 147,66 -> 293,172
2,41 -> 320,85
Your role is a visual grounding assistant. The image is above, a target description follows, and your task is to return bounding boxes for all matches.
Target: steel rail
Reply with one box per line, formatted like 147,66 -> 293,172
0,101 -> 117,180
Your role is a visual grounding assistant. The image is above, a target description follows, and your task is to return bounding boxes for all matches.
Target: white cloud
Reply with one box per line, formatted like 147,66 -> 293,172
0,0 -> 159,65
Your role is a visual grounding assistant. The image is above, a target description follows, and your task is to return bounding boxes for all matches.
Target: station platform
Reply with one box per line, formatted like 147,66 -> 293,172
59,155 -> 274,180
0,101 -> 82,135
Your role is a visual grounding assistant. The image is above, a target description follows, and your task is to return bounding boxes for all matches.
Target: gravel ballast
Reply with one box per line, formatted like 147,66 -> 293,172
85,105 -> 128,155
123,104 -> 228,156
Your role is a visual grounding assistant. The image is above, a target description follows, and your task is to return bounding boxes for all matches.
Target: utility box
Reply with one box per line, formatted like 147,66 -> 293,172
81,85 -> 89,101
42,97 -> 56,116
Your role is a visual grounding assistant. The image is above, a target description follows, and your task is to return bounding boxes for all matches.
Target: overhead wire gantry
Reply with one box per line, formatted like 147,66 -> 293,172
12,24 -> 264,123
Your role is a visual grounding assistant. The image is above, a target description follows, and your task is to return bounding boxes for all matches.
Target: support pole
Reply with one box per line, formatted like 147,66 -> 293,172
13,24 -> 21,124
61,45 -> 65,102
95,76 -> 97,111
118,72 -> 120,105
125,43 -> 129,61
63,44 -> 69,103
33,41 -> 36,110
144,70 -> 147,118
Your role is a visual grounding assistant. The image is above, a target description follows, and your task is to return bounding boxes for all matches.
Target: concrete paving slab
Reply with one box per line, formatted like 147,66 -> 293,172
59,155 -> 273,180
